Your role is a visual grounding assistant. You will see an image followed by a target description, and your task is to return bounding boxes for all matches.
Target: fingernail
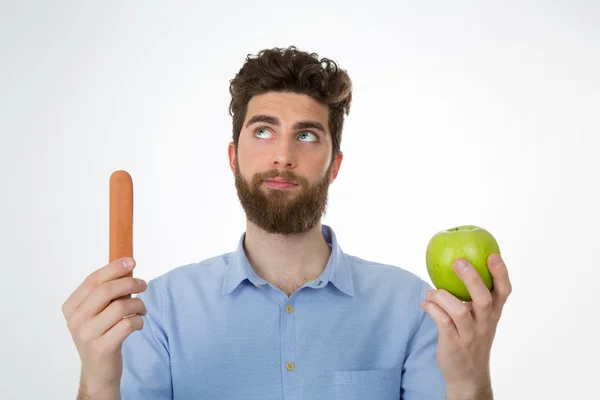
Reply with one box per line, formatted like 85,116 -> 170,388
136,278 -> 146,287
455,259 -> 469,272
492,254 -> 503,268
122,257 -> 135,269
426,289 -> 435,298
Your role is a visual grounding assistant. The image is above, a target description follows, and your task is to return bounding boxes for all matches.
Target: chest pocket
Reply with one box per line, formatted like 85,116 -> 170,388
333,367 -> 402,400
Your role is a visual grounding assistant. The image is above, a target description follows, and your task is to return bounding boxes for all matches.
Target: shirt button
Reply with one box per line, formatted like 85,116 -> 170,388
286,362 -> 295,371
254,284 -> 262,288
285,305 -> 293,313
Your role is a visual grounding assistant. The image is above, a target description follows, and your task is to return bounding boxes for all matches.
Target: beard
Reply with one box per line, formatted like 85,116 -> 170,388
234,157 -> 333,235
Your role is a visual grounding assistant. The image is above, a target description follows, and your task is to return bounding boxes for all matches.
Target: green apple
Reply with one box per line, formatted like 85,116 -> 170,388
425,225 -> 500,301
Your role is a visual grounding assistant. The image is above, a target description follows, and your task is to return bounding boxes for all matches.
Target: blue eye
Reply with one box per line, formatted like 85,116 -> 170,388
254,128 -> 318,142
299,132 -> 318,142
255,128 -> 272,138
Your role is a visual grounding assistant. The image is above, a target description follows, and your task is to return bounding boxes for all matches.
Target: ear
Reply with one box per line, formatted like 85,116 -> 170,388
329,151 -> 343,183
228,142 -> 236,175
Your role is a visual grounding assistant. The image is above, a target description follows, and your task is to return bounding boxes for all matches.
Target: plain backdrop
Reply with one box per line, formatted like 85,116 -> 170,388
1,1 -> 599,399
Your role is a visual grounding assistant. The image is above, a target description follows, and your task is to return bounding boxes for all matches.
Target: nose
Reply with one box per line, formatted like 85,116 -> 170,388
271,139 -> 296,169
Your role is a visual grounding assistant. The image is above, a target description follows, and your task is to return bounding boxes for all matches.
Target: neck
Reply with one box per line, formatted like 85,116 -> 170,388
243,220 -> 332,296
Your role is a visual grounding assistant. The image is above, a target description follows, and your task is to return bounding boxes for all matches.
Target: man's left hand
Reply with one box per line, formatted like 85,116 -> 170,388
421,253 -> 512,398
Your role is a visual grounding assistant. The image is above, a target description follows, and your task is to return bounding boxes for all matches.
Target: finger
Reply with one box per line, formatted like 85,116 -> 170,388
65,276 -> 146,337
97,314 -> 144,352
426,289 -> 475,341
453,258 -> 493,321
78,276 -> 147,322
488,253 -> 512,317
62,257 -> 136,320
421,299 -> 459,340
80,298 -> 147,343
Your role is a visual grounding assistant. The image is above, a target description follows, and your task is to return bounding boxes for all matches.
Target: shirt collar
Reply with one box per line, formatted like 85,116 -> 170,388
222,224 -> 354,297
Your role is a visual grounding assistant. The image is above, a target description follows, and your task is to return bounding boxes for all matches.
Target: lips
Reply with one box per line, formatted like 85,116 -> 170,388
265,179 -> 296,185
264,179 -> 298,189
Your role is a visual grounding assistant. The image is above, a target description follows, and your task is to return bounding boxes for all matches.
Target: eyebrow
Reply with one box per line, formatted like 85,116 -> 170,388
245,114 -> 328,135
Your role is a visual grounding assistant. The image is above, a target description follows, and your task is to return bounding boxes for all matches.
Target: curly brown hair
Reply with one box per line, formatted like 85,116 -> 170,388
228,46 -> 353,161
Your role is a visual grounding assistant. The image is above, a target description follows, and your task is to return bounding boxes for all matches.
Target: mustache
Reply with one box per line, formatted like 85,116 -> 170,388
255,170 -> 307,186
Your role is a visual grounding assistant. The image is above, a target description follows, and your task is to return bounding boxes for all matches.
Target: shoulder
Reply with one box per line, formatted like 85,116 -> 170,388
142,252 -> 233,295
165,253 -> 231,279
344,253 -> 433,298
346,254 -> 429,285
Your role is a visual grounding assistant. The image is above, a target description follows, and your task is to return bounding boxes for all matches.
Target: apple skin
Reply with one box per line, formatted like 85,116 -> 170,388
426,225 -> 500,302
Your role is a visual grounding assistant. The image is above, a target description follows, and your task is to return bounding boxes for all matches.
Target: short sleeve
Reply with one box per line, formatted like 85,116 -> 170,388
120,277 -> 173,399
400,280 -> 446,399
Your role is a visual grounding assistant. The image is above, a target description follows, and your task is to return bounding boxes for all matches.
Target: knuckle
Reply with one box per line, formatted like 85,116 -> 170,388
429,290 -> 444,302
61,302 -> 69,317
122,315 -> 142,332
120,316 -> 136,332
134,298 -> 145,312
480,296 -> 493,310
468,274 -> 480,286
78,324 -> 93,344
66,312 -> 84,333
455,304 -> 471,319
98,282 -> 112,300
129,278 -> 140,292
66,316 -> 78,333
113,300 -> 128,316
441,316 -> 453,327
84,273 -> 100,290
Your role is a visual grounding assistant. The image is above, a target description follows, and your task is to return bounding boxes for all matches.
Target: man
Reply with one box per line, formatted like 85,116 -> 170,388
63,46 -> 512,399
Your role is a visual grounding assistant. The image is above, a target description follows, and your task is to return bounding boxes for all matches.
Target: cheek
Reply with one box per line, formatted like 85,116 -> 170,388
237,137 -> 264,164
237,157 -> 259,180
316,153 -> 333,174
235,154 -> 260,184
235,142 -> 253,170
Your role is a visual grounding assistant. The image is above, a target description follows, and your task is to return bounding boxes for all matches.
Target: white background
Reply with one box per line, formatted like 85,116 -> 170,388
1,1 -> 599,399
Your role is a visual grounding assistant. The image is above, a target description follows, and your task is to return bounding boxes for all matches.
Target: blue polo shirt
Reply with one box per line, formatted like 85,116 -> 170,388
121,225 -> 446,399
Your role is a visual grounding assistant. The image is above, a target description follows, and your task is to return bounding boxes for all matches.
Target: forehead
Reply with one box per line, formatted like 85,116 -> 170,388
246,92 -> 329,126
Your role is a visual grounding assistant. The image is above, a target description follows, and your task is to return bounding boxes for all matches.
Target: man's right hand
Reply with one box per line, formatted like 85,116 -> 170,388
62,257 -> 147,398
